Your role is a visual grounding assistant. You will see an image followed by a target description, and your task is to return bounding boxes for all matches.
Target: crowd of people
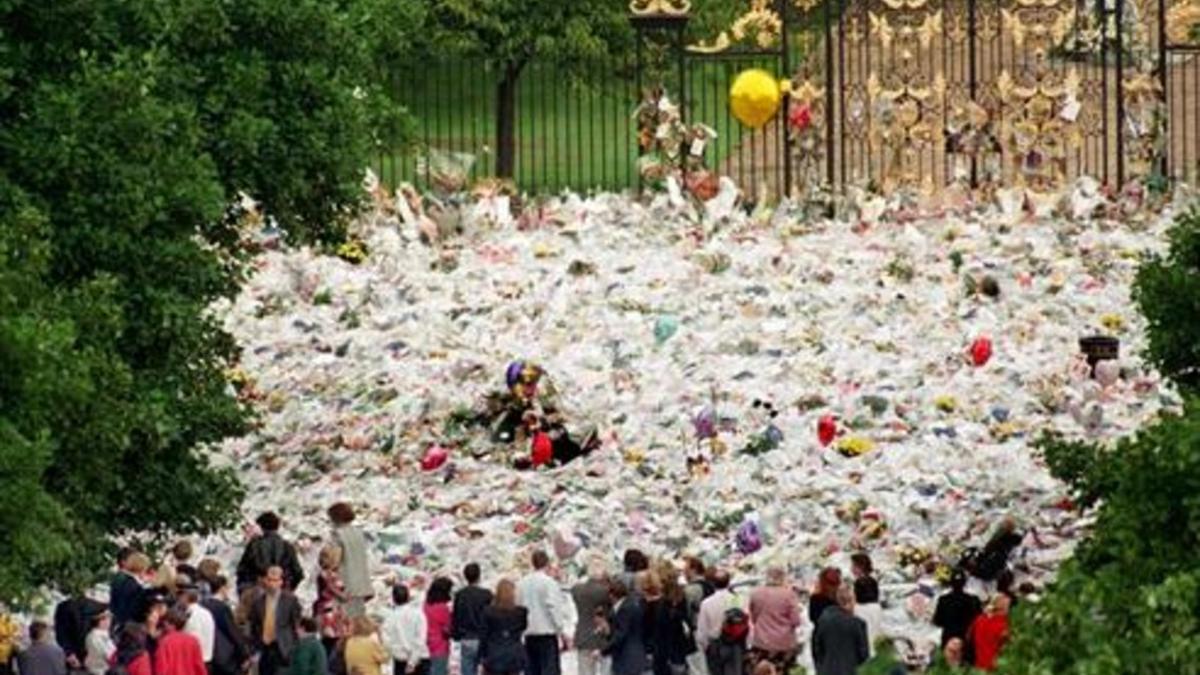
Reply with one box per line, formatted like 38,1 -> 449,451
0,506 -> 1025,675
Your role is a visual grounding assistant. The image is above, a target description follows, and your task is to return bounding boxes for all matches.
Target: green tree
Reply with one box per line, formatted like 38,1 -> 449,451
1133,206 -> 1200,393
429,0 -> 633,177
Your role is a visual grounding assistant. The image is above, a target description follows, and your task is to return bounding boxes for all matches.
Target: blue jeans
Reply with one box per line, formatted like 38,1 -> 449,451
459,640 -> 482,675
430,656 -> 449,675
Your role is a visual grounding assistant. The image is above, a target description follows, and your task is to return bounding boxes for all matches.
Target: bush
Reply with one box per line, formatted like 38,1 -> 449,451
1134,206 -> 1200,393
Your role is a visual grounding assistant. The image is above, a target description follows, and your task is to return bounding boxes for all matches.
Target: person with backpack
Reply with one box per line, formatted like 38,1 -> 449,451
694,570 -> 745,675
236,512 -> 305,595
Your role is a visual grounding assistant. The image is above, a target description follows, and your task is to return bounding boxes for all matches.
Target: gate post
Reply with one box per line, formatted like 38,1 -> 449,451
1116,0 -> 1126,186
968,0 -> 979,187
1157,0 -> 1168,179
825,0 -> 836,186
781,0 -> 794,197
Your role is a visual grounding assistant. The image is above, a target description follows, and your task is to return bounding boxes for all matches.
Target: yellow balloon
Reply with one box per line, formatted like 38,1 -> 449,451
730,69 -> 782,128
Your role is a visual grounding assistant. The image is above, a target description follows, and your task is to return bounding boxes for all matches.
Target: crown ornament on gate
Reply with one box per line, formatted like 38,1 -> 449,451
630,0 -> 692,14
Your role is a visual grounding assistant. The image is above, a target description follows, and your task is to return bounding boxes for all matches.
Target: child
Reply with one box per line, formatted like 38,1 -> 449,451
290,617 -> 328,675
314,544 -> 349,657
84,611 -> 116,675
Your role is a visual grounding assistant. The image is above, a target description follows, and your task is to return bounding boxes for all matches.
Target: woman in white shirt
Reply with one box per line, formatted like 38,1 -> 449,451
85,611 -> 117,675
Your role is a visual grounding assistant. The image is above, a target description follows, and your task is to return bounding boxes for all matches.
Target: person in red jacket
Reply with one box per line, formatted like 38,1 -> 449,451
113,624 -> 153,675
966,593 -> 1011,671
153,608 -> 207,675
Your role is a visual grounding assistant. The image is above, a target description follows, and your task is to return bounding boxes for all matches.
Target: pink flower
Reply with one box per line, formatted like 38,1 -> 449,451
789,103 -> 812,132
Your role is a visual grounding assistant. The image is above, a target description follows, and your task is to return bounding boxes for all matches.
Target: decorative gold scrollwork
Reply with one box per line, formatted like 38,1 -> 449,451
1166,0 -> 1200,44
996,56 -> 1083,190
688,0 -> 781,52
630,0 -> 692,14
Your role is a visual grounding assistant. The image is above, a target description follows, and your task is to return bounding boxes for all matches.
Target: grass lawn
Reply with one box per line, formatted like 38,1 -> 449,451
375,34 -> 820,193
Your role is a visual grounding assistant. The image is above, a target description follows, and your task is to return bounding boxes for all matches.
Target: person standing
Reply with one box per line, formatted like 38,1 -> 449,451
695,570 -> 742,675
153,608 -> 208,675
480,580 -> 528,675
54,592 -> 106,672
849,553 -> 882,657
747,567 -> 800,674
84,612 -> 116,675
639,571 -> 663,671
932,570 -> 983,648
289,618 -> 328,675
111,625 -> 152,675
452,563 -> 493,675
680,558 -> 711,675
650,561 -> 691,675
620,551 -> 650,598
965,594 -> 1010,671
570,560 -> 610,675
601,579 -> 647,675
381,585 -> 429,675
314,544 -> 350,657
202,576 -> 251,675
808,568 -> 842,628
328,503 -> 372,618
424,578 -> 454,675
173,541 -> 199,582
110,549 -> 146,633
344,617 -> 388,675
516,550 -> 570,675
249,566 -> 303,675
0,612 -> 19,675
811,588 -> 868,675
236,512 -> 305,595
19,622 -> 66,675
181,584 -> 216,671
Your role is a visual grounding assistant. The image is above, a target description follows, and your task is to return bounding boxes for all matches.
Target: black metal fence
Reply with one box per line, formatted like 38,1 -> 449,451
379,0 -> 1200,195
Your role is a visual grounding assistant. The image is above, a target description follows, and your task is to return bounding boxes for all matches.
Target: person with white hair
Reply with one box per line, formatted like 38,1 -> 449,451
811,586 -> 868,675
747,567 -> 801,673
570,559 -> 611,675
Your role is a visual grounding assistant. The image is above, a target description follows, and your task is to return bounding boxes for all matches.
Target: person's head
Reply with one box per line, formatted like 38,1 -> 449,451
608,577 -> 629,602
263,566 -> 284,593
990,593 -> 1011,616
299,617 -> 319,637
623,549 -> 649,573
90,610 -> 112,631
328,502 -> 356,526
126,552 -> 151,577
817,567 -> 842,598
835,585 -> 855,611
765,566 -> 787,587
427,577 -> 454,605
197,558 -> 222,584
494,579 -> 517,609
752,660 -> 777,675
586,558 -> 608,582
684,557 -> 706,582
711,569 -> 731,590
350,616 -> 375,638
531,549 -> 550,571
117,623 -> 148,654
319,544 -> 343,572
181,586 -> 200,606
943,638 -> 964,666
117,546 -> 138,571
637,571 -> 662,599
153,565 -> 177,594
850,553 -> 873,579
256,511 -> 282,533
392,584 -> 411,606
998,516 -> 1017,535
29,621 -> 49,644
172,540 -> 193,563
949,569 -> 967,592
656,560 -> 684,604
464,563 -> 482,586
210,575 -> 229,597
162,607 -> 189,632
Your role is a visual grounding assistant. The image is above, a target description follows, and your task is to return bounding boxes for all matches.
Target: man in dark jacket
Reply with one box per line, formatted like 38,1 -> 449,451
236,512 -> 305,594
570,562 -> 611,675
932,570 -> 983,648
601,580 -> 647,675
249,567 -> 303,675
108,548 -> 143,632
18,622 -> 66,675
452,563 -> 493,675
811,587 -> 868,675
53,595 -> 106,673
202,575 -> 251,675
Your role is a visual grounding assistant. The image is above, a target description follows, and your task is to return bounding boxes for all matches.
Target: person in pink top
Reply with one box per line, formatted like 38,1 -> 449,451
748,567 -> 802,673
424,577 -> 455,675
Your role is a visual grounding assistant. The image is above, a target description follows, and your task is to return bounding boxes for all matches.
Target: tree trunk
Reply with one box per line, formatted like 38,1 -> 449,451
495,61 -> 523,179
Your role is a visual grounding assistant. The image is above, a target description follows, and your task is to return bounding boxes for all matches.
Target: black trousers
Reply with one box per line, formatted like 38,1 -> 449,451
524,635 -> 561,675
260,644 -> 286,675
395,659 -> 431,675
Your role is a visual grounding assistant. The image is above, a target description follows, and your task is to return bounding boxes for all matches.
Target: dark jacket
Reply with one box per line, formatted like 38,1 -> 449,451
202,597 -> 251,675
571,580 -> 611,651
853,577 -> 879,605
811,607 -> 868,675
932,591 -> 983,647
289,636 -> 328,675
18,643 -> 67,675
451,586 -> 494,641
236,533 -> 305,591
808,595 -> 836,626
54,597 -> 105,663
109,572 -> 143,629
249,591 -> 303,659
603,597 -> 648,675
650,597 -> 692,674
479,606 -> 528,675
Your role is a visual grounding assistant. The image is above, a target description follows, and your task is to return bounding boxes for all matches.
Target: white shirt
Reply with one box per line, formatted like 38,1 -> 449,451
516,571 -> 570,636
381,604 -> 429,663
185,603 -> 216,663
696,589 -> 737,651
85,628 -> 116,675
